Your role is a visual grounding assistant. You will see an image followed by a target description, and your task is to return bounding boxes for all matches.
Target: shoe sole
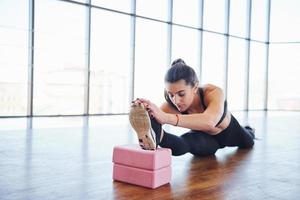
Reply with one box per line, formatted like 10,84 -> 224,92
129,104 -> 156,150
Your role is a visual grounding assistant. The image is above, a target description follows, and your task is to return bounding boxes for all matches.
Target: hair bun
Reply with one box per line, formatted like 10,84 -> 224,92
171,58 -> 186,66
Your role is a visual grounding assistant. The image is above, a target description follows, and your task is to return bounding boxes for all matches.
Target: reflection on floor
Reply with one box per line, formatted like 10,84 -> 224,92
0,111 -> 300,200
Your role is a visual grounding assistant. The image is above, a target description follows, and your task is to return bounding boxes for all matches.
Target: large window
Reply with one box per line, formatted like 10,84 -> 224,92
1,0 -> 300,117
266,0 -> 300,111
89,9 -> 131,114
269,44 -> 300,110
0,0 -> 28,116
134,18 -> 167,105
136,0 -> 168,21
34,0 -> 86,115
270,0 -> 300,42
173,0 -> 200,27
203,0 -> 226,33
227,38 -> 247,110
229,0 -> 248,37
201,32 -> 225,88
92,0 -> 131,13
251,0 -> 268,41
172,26 -> 199,75
249,42 -> 267,110
268,0 -> 300,110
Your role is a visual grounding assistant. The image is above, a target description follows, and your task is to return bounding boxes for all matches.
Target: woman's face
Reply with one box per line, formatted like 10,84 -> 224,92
165,79 -> 198,112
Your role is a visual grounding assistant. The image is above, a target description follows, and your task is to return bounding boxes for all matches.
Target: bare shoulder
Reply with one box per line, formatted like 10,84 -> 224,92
203,84 -> 221,92
160,102 -> 180,114
202,84 -> 225,102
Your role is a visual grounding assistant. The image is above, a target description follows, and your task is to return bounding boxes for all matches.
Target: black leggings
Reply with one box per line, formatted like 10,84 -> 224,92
159,115 -> 254,156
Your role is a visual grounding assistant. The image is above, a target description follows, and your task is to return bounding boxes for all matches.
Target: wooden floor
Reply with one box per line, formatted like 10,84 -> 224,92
0,111 -> 300,200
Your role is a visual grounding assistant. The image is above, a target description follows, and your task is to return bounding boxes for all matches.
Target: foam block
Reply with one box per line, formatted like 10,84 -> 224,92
113,144 -> 171,170
112,144 -> 172,189
113,163 -> 171,189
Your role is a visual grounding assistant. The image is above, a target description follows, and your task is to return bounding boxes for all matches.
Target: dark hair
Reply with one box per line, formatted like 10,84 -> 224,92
164,59 -> 199,112
164,58 -> 198,86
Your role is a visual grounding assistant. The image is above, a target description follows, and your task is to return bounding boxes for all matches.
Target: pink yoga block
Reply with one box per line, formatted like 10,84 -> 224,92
112,144 -> 172,188
113,163 -> 171,189
112,144 -> 172,170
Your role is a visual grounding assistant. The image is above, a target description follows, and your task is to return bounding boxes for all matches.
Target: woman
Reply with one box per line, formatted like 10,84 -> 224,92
129,59 -> 255,156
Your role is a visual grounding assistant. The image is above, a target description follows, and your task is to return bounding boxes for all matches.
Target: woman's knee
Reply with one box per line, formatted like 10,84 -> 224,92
191,147 -> 218,157
239,139 -> 254,149
182,131 -> 220,156
171,147 -> 190,156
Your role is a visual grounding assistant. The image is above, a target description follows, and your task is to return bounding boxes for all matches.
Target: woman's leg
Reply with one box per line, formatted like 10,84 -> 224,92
214,115 -> 255,148
151,119 -> 220,157
150,117 -> 220,156
159,131 -> 220,156
158,132 -> 190,156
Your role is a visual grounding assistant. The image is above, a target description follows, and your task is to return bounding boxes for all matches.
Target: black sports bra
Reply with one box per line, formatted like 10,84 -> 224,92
199,88 -> 227,127
164,87 -> 227,127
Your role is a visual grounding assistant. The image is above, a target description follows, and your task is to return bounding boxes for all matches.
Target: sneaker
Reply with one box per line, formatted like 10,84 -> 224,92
129,103 -> 156,150
244,125 -> 255,139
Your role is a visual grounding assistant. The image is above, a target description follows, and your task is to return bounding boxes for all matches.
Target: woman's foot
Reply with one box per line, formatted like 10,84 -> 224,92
129,103 -> 156,150
244,125 -> 256,139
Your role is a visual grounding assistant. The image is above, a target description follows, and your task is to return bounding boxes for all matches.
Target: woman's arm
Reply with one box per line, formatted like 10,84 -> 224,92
165,85 -> 225,133
137,85 -> 225,133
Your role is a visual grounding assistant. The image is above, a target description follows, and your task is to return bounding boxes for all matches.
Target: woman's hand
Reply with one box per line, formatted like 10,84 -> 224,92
132,98 -> 168,124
